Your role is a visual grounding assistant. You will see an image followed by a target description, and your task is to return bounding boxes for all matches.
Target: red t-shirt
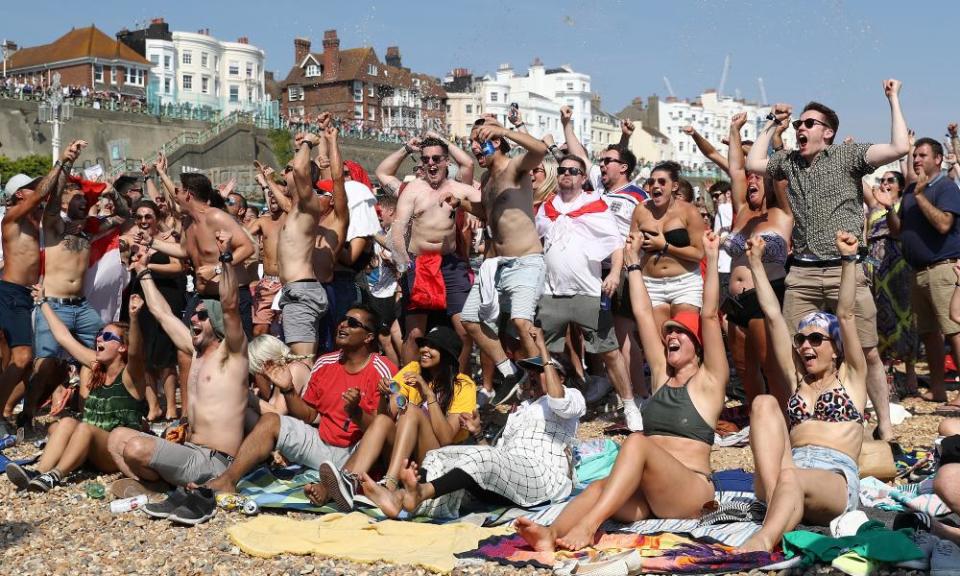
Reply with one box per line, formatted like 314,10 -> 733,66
301,351 -> 396,447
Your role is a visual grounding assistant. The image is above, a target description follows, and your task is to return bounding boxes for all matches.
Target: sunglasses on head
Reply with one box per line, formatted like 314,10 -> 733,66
793,332 -> 832,348
419,154 -> 446,165
557,166 -> 584,176
598,157 -> 624,166
97,329 -> 123,344
792,118 -> 831,131
343,315 -> 374,332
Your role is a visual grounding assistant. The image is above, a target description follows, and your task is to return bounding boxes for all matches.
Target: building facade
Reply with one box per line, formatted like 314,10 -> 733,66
442,68 -> 482,139
280,31 -> 446,135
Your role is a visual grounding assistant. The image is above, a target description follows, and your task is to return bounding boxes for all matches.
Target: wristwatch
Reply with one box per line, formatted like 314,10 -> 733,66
214,265 -> 223,275
218,251 -> 234,264
626,263 -> 643,273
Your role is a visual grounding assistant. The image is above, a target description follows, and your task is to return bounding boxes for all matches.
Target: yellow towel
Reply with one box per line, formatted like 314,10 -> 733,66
226,512 -> 513,573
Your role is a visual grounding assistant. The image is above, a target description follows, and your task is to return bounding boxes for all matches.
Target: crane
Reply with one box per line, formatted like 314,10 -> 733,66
718,54 -> 731,97
662,76 -> 676,98
757,77 -> 768,106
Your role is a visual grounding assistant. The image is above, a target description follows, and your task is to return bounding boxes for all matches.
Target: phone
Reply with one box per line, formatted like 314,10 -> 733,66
516,356 -> 545,372
640,228 -> 658,238
508,102 -> 519,122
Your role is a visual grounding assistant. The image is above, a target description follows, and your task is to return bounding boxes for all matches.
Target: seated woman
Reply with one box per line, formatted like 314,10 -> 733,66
361,326 -> 585,520
515,229 -> 727,552
245,334 -> 313,417
306,325 -> 476,510
5,292 -> 147,492
738,231 -> 867,552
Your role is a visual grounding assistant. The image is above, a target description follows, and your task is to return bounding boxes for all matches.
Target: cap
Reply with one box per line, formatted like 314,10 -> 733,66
661,310 -> 702,351
3,173 -> 42,200
415,325 -> 462,364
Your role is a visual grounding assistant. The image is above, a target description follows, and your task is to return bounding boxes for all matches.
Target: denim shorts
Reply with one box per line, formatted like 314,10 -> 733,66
792,445 -> 860,511
642,270 -> 703,308
34,299 -> 104,358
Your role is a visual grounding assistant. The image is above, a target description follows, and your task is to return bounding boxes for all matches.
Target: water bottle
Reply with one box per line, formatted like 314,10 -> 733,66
84,481 -> 106,500
110,494 -> 148,513
600,293 -> 612,311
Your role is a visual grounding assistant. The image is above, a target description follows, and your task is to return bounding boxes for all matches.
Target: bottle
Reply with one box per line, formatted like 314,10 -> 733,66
84,481 -> 106,500
110,494 -> 148,513
600,293 -> 612,311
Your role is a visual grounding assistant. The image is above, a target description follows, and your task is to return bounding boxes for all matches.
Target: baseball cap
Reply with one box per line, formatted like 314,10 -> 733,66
3,173 -> 42,202
415,326 -> 463,363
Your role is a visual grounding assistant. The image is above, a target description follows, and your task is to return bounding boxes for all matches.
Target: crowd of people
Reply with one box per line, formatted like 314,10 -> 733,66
4,77 -> 960,557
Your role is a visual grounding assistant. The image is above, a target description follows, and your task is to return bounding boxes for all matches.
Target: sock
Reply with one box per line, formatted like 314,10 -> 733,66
496,359 -> 516,378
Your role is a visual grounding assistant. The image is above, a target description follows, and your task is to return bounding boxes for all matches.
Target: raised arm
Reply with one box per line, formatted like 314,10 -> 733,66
216,230 -> 246,356
325,123 -> 350,241
682,126 -> 729,174
699,231 -> 727,382
747,104 -> 791,174
130,252 -> 194,354
560,106 -> 590,168
155,153 -> 181,216
618,119 -> 634,149
623,232 -> 668,387
4,143 -> 82,223
375,138 -> 419,197
865,79 -> 909,167
427,130 -> 475,185
42,140 -> 88,226
727,113 -> 749,215
834,231 -> 867,380
124,294 -> 149,399
34,285 -> 96,368
292,130 -> 321,209
255,161 -> 291,213
746,237 -> 797,391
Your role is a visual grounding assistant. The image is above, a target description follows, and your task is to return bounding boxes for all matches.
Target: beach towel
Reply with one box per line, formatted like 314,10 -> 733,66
227,511 -> 511,574
858,475 -> 949,516
461,530 -> 785,573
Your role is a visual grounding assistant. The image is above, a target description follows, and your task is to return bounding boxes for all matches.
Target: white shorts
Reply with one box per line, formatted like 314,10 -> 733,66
642,270 -> 703,308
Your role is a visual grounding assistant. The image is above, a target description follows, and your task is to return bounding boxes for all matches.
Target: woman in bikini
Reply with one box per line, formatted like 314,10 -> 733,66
721,113 -> 793,410
738,231 -> 867,552
5,292 -> 147,492
514,228 -> 727,552
629,160 -> 706,329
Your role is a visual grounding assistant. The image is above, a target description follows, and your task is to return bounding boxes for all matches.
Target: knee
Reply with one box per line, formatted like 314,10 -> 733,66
939,419 -> 960,436
751,395 -> 780,420
620,432 -> 649,454
122,437 -> 156,466
257,411 -> 282,435
9,348 -> 33,369
934,465 -> 960,507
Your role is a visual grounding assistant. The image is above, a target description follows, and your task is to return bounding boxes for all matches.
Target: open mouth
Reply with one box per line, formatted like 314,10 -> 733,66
337,328 -> 349,339
801,350 -> 817,362
191,324 -> 202,336
797,133 -> 808,147
651,189 -> 664,199
427,165 -> 440,178
666,338 -> 681,352
420,352 -> 432,363
96,343 -> 105,352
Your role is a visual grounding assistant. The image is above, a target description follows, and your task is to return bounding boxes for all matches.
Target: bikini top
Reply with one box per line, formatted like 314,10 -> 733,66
786,374 -> 863,428
642,376 -> 715,445
663,228 -> 691,248
722,231 -> 788,265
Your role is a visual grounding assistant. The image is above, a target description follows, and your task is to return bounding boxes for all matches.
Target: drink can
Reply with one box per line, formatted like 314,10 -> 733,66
110,494 -> 148,513
0,434 -> 17,450
600,293 -> 612,311
216,492 -> 259,515
481,140 -> 496,156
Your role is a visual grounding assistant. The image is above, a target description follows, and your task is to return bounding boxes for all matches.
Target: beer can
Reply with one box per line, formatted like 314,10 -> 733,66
110,494 -> 148,513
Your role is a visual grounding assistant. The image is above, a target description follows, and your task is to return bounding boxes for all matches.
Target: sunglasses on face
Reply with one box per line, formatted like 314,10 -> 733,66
598,157 -> 623,166
651,177 -> 670,186
97,330 -> 123,344
419,154 -> 446,165
193,309 -> 209,322
881,177 -> 898,184
343,315 -> 374,333
793,332 -> 832,348
134,213 -> 155,221
792,118 -> 831,131
557,166 -> 584,176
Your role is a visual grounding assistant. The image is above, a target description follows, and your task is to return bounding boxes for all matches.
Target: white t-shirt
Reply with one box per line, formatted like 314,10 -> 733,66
368,230 -> 398,299
344,181 -> 381,241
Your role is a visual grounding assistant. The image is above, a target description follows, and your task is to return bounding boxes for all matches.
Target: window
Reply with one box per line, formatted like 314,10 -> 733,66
353,80 -> 363,102
149,55 -> 159,66
305,64 -> 320,77
367,84 -> 374,97
110,67 -> 116,84
354,104 -> 363,119
164,78 -> 171,94
228,61 -> 239,76
94,65 -> 103,83
247,88 -> 254,102
164,55 -> 171,70
183,74 -> 193,91
367,64 -> 378,76
490,92 -> 498,102
288,85 -> 303,101
229,85 -> 239,103
246,62 -> 253,78
201,52 -> 208,68
445,104 -> 451,113
465,104 -> 473,114
201,77 -> 209,94
566,82 -> 574,90
182,51 -> 192,65
368,107 -> 376,121
125,68 -> 145,86
289,106 -> 304,118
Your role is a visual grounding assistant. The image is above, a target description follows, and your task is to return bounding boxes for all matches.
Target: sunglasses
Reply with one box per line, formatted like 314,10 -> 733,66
557,166 -> 584,176
193,309 -> 209,322
792,118 -> 831,131
419,154 -> 446,165
793,332 -> 832,348
388,382 -> 408,410
226,198 -> 237,206
651,177 -> 670,186
134,213 -> 155,220
343,315 -> 374,333
598,157 -> 624,166
97,330 -> 123,344
881,177 -> 898,184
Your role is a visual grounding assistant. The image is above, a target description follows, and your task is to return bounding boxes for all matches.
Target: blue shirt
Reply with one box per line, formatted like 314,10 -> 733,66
898,173 -> 960,269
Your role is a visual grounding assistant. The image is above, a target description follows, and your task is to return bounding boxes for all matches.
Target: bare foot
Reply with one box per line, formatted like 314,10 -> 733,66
360,473 -> 403,518
147,407 -> 163,422
735,532 -> 775,553
555,523 -> 599,551
398,461 -> 426,513
515,517 -> 557,552
304,482 -> 329,506
921,391 -> 949,403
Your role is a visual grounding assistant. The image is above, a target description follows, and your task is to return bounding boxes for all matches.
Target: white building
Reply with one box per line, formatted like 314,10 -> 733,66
474,59 -> 593,151
144,28 -> 267,114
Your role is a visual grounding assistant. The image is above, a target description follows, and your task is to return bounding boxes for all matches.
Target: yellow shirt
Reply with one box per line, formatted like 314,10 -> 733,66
392,362 -> 478,443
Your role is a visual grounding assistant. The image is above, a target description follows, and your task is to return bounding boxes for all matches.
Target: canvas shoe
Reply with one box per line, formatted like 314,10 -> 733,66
319,460 -> 357,512
142,486 -> 191,519
167,487 -> 217,526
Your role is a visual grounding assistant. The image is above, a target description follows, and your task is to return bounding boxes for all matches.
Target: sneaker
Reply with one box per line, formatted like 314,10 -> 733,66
477,387 -> 496,407
623,401 -> 644,432
27,470 -> 62,492
931,539 -> 960,576
319,461 -> 356,511
496,370 -> 528,406
5,462 -> 39,490
167,488 -> 217,526
143,486 -> 191,519
893,511 -> 932,532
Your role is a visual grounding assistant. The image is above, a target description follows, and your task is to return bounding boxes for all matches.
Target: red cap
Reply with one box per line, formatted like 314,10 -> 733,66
314,179 -> 334,193
661,310 -> 702,350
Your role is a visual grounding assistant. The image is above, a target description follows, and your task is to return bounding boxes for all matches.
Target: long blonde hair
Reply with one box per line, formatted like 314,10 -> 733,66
248,334 -> 312,375
534,156 -> 559,207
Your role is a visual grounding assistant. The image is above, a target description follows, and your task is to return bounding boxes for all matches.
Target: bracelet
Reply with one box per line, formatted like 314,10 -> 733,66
840,254 -> 858,262
136,268 -> 152,280
626,263 -> 643,273
515,122 -> 526,127
34,297 -> 46,305
427,399 -> 437,406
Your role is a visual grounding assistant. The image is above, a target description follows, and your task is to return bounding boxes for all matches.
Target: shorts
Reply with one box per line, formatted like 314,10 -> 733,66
0,280 -> 34,348
911,260 -> 960,336
145,434 -> 233,486
400,252 -> 472,317
723,278 -> 787,329
642,271 -> 703,308
368,294 -> 399,334
276,415 -> 353,470
460,254 -> 545,331
791,445 -> 860,512
782,264 -> 878,347
34,298 -> 103,358
538,294 -> 619,354
279,280 -> 329,345
253,276 -> 282,326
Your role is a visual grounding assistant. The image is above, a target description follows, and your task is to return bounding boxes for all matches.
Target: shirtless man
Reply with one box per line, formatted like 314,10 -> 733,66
0,141 -> 85,431
247,167 -> 287,336
224,189 -> 259,338
278,114 -> 349,357
460,117 -> 548,396
389,136 -> 481,366
108,229 -> 248,496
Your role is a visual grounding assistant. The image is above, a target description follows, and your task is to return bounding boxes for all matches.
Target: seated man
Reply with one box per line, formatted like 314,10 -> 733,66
192,306 -> 395,509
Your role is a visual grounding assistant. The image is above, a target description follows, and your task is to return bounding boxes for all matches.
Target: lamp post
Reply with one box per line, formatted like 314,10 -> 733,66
37,72 -> 73,161
1,40 -> 16,78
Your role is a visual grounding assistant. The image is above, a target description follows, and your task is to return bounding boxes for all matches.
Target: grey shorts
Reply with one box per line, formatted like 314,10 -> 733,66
792,445 -> 860,512
538,294 -> 619,354
145,435 -> 233,487
460,254 -> 545,332
279,280 -> 329,345
276,415 -> 353,470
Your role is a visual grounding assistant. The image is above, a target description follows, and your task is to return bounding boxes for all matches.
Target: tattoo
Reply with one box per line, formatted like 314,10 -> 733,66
62,233 -> 91,253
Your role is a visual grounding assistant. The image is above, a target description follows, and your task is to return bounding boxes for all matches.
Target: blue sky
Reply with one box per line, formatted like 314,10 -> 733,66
4,1 -> 956,142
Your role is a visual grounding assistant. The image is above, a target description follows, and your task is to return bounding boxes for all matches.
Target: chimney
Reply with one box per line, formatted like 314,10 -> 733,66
385,46 -> 401,68
453,68 -> 470,78
294,37 -> 311,64
237,36 -> 248,44
150,17 -> 165,25
322,30 -> 340,79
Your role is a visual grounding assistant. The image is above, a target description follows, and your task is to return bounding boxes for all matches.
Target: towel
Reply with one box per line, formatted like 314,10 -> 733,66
476,256 -> 501,323
226,511 -> 512,573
